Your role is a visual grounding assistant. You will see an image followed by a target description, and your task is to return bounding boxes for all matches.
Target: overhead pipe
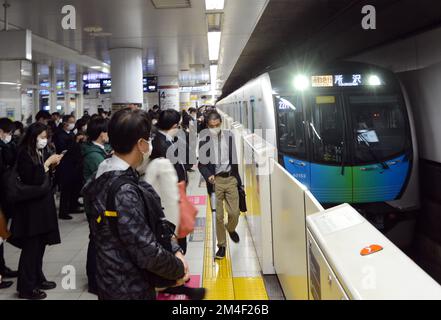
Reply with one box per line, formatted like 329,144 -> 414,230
2,0 -> 10,31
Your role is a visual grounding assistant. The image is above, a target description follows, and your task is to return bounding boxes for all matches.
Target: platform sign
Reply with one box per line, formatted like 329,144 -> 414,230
100,79 -> 112,94
311,75 -> 333,88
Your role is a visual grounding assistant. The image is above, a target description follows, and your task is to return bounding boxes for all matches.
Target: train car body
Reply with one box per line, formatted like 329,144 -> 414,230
217,62 -> 419,212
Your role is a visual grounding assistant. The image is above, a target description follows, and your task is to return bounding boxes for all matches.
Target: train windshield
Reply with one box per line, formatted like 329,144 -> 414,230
348,95 -> 407,164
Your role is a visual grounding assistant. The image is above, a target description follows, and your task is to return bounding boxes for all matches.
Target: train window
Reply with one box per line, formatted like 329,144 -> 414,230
276,96 -> 306,158
311,95 -> 344,164
349,95 -> 407,164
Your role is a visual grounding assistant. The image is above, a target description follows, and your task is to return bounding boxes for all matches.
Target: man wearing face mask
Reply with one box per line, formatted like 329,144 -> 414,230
82,108 -> 189,300
150,109 -> 188,184
53,115 -> 78,220
198,111 -> 242,259
0,118 -> 19,282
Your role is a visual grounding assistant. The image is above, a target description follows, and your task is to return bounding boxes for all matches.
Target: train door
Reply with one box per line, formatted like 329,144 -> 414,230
308,94 -> 353,204
275,96 -> 310,187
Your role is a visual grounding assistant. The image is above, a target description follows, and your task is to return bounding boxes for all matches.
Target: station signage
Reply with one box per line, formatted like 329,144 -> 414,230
311,75 -> 333,88
311,74 -> 380,88
94,77 -> 158,94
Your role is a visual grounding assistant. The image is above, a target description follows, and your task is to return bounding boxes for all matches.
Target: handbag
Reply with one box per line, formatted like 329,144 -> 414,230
238,185 -> 247,213
1,164 -> 51,205
0,210 -> 11,240
177,181 -> 198,239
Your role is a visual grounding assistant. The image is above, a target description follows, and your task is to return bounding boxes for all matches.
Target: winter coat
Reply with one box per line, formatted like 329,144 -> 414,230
81,142 -> 108,182
9,149 -> 61,249
144,158 -> 180,228
82,159 -> 185,300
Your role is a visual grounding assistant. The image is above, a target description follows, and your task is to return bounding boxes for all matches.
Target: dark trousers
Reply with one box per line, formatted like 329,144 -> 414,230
17,236 -> 46,294
59,182 -> 76,217
86,216 -> 97,290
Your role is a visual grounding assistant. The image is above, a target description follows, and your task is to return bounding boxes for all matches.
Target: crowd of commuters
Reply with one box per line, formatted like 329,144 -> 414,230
0,103 -> 243,300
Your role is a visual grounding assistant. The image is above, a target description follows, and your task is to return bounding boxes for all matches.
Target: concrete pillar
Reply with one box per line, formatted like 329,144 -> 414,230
158,76 -> 180,111
64,65 -> 70,116
109,48 -> 143,109
76,72 -> 84,119
32,62 -> 39,119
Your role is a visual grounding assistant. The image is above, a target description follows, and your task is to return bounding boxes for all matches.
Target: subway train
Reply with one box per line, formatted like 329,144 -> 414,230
217,62 -> 419,219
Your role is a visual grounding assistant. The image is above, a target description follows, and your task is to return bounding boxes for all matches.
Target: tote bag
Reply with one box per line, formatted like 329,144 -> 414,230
177,181 -> 198,239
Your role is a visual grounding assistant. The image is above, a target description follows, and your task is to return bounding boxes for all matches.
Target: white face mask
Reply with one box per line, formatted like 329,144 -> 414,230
152,119 -> 158,126
37,138 -> 48,150
1,134 -> 12,144
73,129 -> 78,135
82,125 -> 87,132
136,140 -> 153,175
14,130 -> 21,136
67,123 -> 75,131
209,127 -> 221,136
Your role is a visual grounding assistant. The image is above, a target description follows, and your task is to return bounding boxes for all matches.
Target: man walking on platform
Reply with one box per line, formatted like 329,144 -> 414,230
198,111 -> 242,259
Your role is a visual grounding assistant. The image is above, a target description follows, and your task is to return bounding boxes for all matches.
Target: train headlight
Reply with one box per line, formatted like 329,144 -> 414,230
368,75 -> 382,86
293,75 -> 310,91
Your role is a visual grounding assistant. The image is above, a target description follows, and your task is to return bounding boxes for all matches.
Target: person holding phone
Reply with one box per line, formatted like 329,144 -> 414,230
9,123 -> 63,300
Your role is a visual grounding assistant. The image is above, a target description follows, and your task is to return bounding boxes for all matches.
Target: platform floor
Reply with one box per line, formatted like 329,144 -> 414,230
0,170 -> 284,300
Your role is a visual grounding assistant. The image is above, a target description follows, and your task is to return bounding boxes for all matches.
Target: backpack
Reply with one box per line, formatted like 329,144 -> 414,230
95,175 -> 178,288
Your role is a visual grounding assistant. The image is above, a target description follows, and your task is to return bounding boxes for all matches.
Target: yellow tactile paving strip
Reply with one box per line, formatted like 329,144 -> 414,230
202,202 -> 269,300
233,277 -> 269,300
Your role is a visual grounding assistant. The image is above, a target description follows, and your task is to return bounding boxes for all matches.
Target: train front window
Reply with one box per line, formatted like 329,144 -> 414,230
349,95 -> 407,164
276,96 -> 306,159
311,95 -> 345,164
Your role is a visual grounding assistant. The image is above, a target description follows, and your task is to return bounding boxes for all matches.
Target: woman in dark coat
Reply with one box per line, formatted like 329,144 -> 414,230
10,123 -> 63,300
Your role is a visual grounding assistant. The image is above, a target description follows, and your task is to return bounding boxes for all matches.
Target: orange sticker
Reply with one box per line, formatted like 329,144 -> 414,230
360,244 -> 383,256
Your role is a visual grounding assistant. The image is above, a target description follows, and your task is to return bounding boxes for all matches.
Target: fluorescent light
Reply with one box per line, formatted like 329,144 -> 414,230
210,64 -> 218,91
368,75 -> 382,86
208,31 -> 221,61
205,0 -> 224,10
0,82 -> 20,86
293,75 -> 309,91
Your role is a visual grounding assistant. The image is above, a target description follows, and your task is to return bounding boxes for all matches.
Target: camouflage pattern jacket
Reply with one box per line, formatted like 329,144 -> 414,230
82,165 -> 185,300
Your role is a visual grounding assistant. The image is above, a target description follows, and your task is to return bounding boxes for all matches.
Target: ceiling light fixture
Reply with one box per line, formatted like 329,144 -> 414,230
208,31 -> 221,61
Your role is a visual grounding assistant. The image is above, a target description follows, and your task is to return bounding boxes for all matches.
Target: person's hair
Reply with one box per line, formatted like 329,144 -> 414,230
75,118 -> 88,131
152,105 -> 160,111
13,121 -> 24,134
52,112 -> 61,118
108,109 -> 151,154
188,107 -> 197,114
35,110 -> 51,121
87,117 -> 108,142
206,111 -> 222,124
19,122 -> 47,163
0,118 -> 14,133
157,109 -> 181,131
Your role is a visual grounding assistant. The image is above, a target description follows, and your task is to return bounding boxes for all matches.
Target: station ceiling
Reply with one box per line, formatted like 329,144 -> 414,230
0,0 -> 267,86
